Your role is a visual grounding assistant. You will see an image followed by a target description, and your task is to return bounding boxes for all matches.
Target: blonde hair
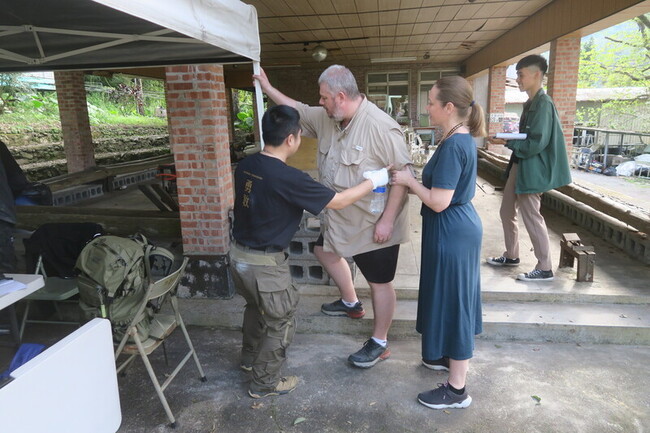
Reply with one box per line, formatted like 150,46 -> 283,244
434,76 -> 486,137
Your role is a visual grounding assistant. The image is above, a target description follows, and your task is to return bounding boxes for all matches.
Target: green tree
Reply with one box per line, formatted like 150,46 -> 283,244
577,15 -> 650,132
579,14 -> 650,89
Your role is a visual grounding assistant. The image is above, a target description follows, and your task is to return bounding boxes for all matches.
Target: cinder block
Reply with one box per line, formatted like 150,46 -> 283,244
288,236 -> 318,259
296,211 -> 322,237
289,259 -> 328,285
52,184 -> 104,206
289,257 -> 356,286
112,169 -> 158,189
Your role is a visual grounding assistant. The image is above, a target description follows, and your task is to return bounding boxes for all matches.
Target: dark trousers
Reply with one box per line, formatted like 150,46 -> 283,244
229,245 -> 299,392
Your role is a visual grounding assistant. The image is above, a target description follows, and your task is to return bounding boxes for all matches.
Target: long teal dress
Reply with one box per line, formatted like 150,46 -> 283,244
417,133 -> 483,361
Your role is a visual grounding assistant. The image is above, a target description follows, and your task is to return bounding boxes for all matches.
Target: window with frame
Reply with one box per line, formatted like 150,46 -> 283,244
366,71 -> 410,124
418,70 -> 459,126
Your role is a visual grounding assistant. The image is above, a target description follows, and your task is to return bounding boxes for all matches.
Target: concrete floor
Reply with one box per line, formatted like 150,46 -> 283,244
109,327 -> 650,433
2,169 -> 650,432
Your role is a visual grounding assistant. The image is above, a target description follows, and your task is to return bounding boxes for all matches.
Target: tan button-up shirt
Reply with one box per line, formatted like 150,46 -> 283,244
296,97 -> 412,257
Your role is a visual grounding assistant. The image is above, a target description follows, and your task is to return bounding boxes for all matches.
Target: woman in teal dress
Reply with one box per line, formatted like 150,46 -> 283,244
392,76 -> 485,410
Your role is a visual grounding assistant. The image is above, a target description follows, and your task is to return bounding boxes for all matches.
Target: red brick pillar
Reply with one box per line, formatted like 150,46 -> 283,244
54,71 -> 95,173
548,36 -> 580,154
165,64 -> 234,298
487,65 -> 507,149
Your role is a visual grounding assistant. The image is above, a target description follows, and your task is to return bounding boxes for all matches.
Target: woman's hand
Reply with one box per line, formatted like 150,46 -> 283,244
391,166 -> 414,188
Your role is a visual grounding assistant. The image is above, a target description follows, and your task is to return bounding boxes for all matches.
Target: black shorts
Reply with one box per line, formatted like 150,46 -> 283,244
316,235 -> 400,284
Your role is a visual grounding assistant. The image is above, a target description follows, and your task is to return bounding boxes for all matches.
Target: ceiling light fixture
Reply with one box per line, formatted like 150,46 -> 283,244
312,45 -> 328,62
423,52 -> 430,60
370,56 -> 417,64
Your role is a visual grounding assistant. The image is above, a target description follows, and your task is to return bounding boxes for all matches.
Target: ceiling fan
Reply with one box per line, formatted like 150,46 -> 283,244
273,36 -> 368,62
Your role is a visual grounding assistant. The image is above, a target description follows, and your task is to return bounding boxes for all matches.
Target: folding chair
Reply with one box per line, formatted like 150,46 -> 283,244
114,257 -> 206,428
19,254 -> 79,339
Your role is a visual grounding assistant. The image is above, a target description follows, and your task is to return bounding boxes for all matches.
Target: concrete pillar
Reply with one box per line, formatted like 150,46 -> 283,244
487,65 -> 507,138
164,64 -> 234,298
548,36 -> 581,153
469,73 -> 490,148
54,71 -> 95,173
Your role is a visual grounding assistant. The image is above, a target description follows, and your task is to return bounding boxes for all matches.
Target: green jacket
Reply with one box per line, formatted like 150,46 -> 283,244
508,89 -> 572,194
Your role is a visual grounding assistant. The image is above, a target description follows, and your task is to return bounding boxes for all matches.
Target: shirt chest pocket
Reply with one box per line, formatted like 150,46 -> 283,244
334,146 -> 366,189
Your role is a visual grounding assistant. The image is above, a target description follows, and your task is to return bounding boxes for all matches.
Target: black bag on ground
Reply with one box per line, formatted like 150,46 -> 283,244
75,234 -> 174,342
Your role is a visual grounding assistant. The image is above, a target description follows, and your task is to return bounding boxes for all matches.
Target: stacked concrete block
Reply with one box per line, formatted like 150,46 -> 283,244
289,212 -> 356,285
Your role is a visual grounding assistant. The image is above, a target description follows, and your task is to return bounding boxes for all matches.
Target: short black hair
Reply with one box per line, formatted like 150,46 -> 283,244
261,105 -> 301,147
516,54 -> 548,75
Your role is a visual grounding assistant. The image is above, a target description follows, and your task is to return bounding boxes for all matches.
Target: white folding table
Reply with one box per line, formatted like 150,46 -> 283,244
0,274 -> 44,345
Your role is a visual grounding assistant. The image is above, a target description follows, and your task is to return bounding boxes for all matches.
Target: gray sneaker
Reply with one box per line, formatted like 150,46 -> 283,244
486,256 -> 520,266
321,299 -> 365,318
348,338 -> 390,368
517,269 -> 554,281
417,382 -> 472,409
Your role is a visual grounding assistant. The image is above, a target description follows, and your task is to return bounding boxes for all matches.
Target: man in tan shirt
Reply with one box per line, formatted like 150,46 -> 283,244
254,65 -> 411,368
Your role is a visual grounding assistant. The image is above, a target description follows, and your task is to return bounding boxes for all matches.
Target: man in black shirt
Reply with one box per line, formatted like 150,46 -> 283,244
230,105 -> 388,398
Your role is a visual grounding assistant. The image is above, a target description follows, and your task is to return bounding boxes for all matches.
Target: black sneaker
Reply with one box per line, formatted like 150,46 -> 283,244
517,269 -> 554,281
348,338 -> 390,368
321,299 -> 365,318
417,382 -> 472,409
422,357 -> 449,371
486,256 -> 520,267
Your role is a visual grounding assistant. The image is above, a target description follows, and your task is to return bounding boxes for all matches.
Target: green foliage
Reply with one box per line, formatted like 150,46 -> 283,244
579,14 -> 650,89
28,92 -> 59,115
233,89 -> 257,132
575,105 -> 601,127
0,73 -> 30,114
0,73 -> 166,129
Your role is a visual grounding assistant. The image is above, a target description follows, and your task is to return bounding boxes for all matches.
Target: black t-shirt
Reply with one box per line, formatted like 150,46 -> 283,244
232,152 -> 335,249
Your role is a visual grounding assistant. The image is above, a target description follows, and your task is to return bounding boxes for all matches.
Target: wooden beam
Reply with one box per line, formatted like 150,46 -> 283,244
16,206 -> 180,239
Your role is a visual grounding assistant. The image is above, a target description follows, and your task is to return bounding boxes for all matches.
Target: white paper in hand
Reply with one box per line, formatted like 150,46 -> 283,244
495,133 -> 527,140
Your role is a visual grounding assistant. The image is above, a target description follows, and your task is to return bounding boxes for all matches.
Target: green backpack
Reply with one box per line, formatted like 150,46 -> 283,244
75,234 -> 174,342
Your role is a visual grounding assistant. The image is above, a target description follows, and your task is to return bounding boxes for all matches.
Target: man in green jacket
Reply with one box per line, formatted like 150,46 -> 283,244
487,54 -> 572,281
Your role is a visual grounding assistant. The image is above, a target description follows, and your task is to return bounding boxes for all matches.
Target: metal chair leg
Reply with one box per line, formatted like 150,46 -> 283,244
133,333 -> 176,427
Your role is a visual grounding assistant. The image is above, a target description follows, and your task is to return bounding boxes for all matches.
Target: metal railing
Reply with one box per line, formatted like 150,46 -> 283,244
572,127 -> 650,177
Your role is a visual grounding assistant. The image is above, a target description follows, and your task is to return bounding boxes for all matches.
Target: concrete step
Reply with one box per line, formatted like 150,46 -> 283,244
180,293 -> 650,345
301,283 -> 650,305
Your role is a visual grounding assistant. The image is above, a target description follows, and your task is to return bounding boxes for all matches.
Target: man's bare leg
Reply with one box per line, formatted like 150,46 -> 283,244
368,281 -> 396,341
314,245 -> 357,303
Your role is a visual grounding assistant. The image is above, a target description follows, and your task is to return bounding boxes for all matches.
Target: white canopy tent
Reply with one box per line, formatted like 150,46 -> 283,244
0,0 -> 265,144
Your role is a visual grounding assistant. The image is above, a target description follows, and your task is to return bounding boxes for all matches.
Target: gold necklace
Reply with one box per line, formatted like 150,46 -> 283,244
441,122 -> 463,143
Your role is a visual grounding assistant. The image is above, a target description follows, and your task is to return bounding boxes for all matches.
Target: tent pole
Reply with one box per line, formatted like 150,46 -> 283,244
252,61 -> 265,150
